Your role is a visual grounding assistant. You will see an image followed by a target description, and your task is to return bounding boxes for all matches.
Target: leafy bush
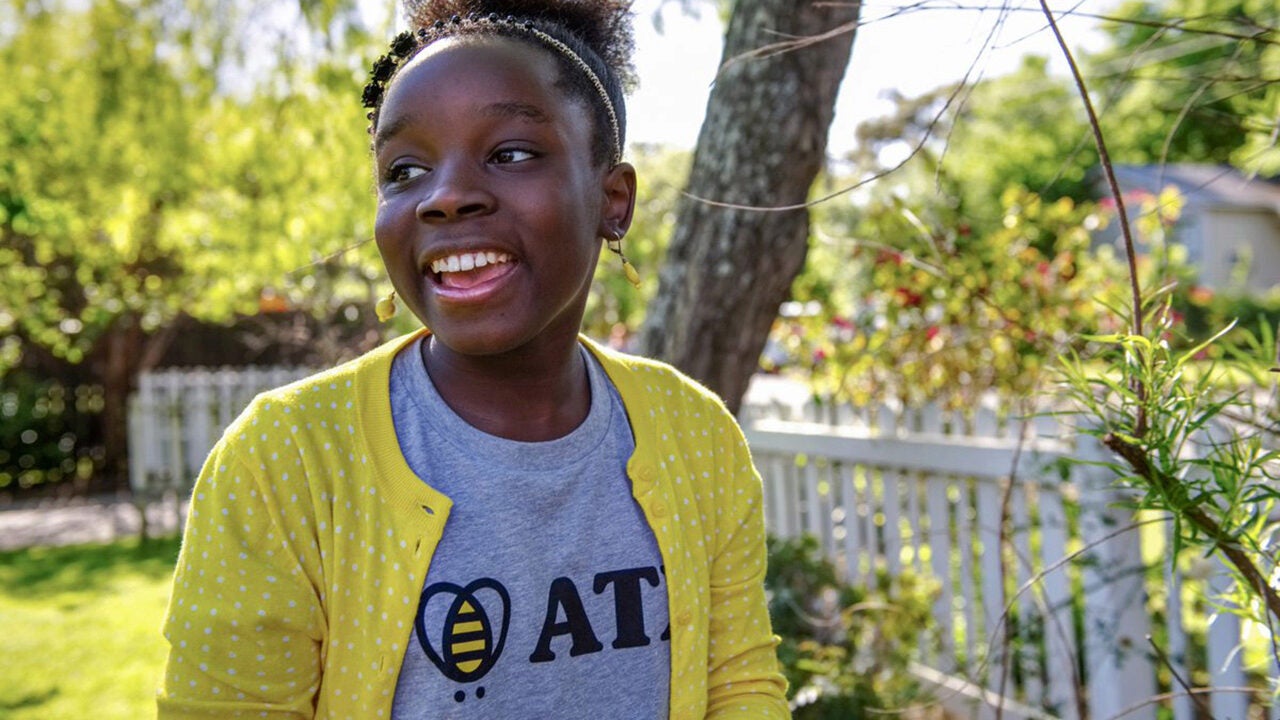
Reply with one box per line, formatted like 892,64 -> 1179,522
780,185 -> 1123,410
1173,285 -> 1280,358
0,370 -> 104,493
766,535 -> 937,718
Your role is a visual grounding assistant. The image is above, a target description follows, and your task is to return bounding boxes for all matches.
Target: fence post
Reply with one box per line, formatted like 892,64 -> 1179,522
185,371 -> 212,482
1206,559 -> 1249,720
1076,438 -> 1156,720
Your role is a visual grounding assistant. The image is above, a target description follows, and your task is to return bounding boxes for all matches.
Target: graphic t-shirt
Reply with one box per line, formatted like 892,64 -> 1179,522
389,339 -> 671,719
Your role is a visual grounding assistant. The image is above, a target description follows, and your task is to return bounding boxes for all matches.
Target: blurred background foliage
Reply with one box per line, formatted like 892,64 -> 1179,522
766,535 -> 936,718
1,0 -> 390,492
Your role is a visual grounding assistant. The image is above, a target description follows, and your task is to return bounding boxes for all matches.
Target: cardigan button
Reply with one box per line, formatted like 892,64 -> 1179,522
677,610 -> 693,627
652,500 -> 668,518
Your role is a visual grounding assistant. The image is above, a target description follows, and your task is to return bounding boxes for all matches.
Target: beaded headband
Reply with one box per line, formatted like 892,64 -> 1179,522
362,14 -> 623,166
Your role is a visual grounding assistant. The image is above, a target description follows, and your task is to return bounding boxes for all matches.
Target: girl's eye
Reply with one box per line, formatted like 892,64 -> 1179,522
490,148 -> 537,165
384,164 -> 428,184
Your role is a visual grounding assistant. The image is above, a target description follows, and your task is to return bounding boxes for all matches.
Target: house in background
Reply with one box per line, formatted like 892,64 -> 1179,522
1100,164 -> 1280,294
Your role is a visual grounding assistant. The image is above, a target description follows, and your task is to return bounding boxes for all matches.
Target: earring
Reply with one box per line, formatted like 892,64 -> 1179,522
606,231 -> 641,288
375,290 -> 398,322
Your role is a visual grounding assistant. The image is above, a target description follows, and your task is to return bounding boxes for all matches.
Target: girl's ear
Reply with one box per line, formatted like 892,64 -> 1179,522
597,162 -> 637,238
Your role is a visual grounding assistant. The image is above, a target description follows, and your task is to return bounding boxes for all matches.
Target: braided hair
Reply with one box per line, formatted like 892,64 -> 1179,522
362,0 -> 636,167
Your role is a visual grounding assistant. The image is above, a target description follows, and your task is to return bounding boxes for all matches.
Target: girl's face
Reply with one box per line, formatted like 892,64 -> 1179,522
372,36 -> 635,358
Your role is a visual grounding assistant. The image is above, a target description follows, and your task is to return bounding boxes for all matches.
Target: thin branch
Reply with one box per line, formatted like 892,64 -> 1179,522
994,406 -> 1034,720
868,517 -> 1167,718
814,3 -> 1280,49
1145,634 -> 1214,720
1102,686 -> 1261,720
1037,2 -> 1142,341
1103,431 -> 1280,622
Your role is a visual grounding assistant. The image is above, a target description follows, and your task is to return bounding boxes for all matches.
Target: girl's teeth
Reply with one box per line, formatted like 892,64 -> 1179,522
432,252 -> 510,275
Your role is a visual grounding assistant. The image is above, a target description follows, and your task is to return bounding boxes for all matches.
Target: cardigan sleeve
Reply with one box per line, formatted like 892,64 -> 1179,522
703,415 -> 791,719
157,429 -> 326,719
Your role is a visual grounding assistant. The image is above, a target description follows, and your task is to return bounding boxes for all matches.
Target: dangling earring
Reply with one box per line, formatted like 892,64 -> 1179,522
375,290 -> 398,322
606,231 -> 641,288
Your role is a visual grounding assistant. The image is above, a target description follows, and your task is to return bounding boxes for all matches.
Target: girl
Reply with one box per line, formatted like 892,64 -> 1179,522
158,1 -> 788,717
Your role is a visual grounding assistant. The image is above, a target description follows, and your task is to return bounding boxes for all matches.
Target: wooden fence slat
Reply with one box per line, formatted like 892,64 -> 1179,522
1208,559 -> 1249,720
802,460 -> 825,551
957,478 -> 978,676
844,463 -> 868,586
764,454 -> 785,537
1038,488 -> 1078,720
818,462 -> 837,562
1077,457 -> 1156,720
926,476 -> 954,673
1011,484 -> 1042,707
883,468 -> 902,577
977,479 -> 1005,692
185,371 -> 212,478
907,471 -> 923,575
745,421 -> 1072,479
1165,522 -> 1193,720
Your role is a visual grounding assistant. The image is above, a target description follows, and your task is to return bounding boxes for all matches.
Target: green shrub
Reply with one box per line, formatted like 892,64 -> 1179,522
0,371 -> 104,493
766,535 -> 937,719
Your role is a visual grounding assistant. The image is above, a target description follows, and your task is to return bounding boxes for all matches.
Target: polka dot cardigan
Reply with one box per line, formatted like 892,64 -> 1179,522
157,330 -> 789,719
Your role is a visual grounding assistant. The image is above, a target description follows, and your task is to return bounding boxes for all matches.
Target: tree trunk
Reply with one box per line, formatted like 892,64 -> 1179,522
100,315 -> 141,491
637,0 -> 859,413
99,313 -> 180,491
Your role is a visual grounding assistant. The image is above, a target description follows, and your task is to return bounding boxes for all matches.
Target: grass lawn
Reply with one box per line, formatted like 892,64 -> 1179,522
0,535 -> 181,720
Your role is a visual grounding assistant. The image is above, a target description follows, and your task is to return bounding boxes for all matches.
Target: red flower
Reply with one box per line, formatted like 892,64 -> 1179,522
876,249 -> 904,266
894,287 -> 923,308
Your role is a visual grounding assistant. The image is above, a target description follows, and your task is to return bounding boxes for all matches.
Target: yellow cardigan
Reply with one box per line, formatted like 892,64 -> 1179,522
158,331 -> 789,719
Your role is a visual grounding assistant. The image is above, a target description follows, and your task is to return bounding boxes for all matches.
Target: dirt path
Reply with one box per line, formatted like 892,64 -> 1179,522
0,495 -> 183,551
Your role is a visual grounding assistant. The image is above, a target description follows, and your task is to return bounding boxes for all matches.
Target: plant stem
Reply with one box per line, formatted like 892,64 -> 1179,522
1038,0 -> 1149,436
1103,432 -> 1280,624
1037,2 -> 1141,338
1146,635 -> 1213,720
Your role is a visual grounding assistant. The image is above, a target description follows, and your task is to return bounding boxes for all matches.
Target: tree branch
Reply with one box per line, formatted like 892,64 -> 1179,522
1102,431 -> 1280,623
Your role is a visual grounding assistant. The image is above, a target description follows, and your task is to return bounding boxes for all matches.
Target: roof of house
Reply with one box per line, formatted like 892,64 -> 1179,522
1108,164 -> 1280,214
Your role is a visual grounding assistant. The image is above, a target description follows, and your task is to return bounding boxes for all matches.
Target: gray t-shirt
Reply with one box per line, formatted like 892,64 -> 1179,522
389,339 -> 671,719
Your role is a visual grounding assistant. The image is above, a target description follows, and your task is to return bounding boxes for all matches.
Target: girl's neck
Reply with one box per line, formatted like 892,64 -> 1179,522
420,334 -> 591,442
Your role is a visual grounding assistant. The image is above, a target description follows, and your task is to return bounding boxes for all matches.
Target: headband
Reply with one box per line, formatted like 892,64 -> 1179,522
363,14 -> 623,166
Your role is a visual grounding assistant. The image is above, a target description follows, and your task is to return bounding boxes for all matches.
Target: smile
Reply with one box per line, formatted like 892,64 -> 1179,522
428,250 -> 517,295
430,250 -> 512,275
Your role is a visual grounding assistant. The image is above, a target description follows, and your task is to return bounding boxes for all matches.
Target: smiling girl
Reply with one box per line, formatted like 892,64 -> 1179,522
157,1 -> 788,718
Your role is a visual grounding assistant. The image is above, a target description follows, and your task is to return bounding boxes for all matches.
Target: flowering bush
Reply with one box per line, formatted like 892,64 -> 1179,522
776,186 -> 1123,411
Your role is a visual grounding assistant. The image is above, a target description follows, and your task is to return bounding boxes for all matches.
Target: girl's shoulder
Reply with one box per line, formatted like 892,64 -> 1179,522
223,331 -> 420,439
582,336 -> 739,429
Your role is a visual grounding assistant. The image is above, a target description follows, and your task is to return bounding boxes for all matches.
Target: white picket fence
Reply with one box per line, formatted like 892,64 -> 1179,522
741,396 -> 1278,720
127,365 -> 314,506
128,367 -> 1278,720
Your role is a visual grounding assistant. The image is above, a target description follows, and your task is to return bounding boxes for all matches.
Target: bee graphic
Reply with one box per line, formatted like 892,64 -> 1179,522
415,578 -> 510,695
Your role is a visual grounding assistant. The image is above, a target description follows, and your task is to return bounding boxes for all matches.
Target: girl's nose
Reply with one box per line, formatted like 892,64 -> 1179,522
415,162 -> 494,222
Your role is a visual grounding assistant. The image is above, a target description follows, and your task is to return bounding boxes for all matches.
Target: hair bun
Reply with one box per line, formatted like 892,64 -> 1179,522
401,0 -> 636,91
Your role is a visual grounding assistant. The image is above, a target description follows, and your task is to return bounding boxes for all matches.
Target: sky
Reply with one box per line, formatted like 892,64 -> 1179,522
626,0 -> 1119,155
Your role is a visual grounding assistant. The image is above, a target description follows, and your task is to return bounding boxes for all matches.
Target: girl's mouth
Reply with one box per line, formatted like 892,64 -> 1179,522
429,250 -> 517,295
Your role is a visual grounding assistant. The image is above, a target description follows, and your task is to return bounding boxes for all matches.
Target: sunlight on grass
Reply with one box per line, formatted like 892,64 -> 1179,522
0,536 -> 180,720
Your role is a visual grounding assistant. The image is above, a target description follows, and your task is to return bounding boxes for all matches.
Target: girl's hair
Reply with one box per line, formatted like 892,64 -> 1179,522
363,0 -> 636,167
